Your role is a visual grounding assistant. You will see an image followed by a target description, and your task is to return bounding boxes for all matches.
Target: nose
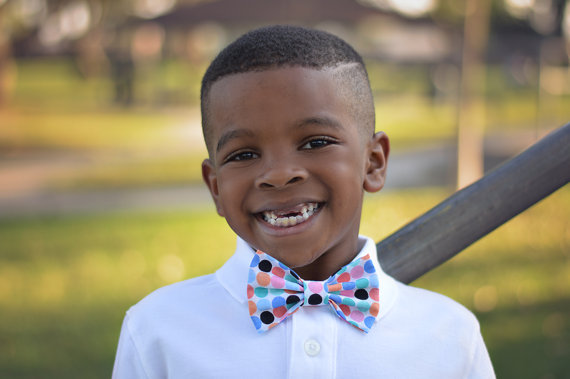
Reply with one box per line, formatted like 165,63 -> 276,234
254,155 -> 308,189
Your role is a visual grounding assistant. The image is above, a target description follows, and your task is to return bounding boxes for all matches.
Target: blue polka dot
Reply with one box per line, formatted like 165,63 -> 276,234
251,316 -> 261,329
279,262 -> 289,270
364,316 -> 375,329
329,294 -> 342,304
257,299 -> 271,310
364,260 -> 375,273
272,296 -> 286,308
342,282 -> 355,290
369,274 -> 379,287
248,269 -> 256,283
250,254 -> 260,267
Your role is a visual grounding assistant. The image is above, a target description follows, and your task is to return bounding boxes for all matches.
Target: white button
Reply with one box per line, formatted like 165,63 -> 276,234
304,339 -> 321,357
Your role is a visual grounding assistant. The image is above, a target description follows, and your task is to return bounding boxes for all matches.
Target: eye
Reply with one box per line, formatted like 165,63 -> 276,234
301,137 -> 337,150
224,150 -> 259,163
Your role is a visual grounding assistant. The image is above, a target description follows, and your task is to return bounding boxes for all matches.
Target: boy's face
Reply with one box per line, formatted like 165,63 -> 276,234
202,66 -> 389,280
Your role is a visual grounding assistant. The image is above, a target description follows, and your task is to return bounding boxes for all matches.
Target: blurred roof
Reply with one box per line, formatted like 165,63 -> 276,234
153,0 -> 395,26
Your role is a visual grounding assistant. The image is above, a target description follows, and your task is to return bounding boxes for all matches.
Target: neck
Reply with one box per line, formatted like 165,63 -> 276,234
293,237 -> 364,281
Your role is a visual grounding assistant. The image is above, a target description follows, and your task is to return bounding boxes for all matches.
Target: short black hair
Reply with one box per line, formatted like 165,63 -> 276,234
200,25 -> 375,157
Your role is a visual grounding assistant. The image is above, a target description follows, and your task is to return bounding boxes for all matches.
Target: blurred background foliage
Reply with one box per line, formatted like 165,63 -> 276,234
0,0 -> 569,377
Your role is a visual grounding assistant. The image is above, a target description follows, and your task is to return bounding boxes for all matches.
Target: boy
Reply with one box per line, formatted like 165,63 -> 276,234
113,25 -> 494,378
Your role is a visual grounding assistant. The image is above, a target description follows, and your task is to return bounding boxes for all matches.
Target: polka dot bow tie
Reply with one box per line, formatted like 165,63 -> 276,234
247,251 -> 380,333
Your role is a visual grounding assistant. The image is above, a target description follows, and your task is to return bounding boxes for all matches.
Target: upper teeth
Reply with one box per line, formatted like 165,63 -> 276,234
262,203 -> 319,227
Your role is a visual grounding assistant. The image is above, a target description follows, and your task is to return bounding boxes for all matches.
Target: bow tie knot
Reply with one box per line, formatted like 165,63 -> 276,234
247,251 -> 380,333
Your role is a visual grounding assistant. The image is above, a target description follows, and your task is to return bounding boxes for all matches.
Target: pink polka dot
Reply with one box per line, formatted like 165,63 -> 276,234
350,310 -> 364,322
350,265 -> 364,278
270,276 -> 285,288
247,285 -> 254,299
341,290 -> 354,297
308,281 -> 323,293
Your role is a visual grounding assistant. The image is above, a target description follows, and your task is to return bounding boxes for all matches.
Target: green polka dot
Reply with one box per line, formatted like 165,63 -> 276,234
356,278 -> 369,289
254,287 -> 268,298
284,274 -> 297,282
270,288 -> 284,296
342,298 -> 355,306
357,301 -> 371,312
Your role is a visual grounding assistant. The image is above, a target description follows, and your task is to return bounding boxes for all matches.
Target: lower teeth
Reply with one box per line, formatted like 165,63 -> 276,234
264,204 -> 318,227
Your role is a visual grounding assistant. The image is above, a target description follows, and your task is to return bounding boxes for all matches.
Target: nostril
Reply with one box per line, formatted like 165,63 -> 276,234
287,176 -> 302,185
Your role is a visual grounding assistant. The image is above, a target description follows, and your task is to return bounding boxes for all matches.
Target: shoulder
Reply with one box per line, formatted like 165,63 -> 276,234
124,273 -> 225,331
394,281 -> 478,326
384,281 -> 482,348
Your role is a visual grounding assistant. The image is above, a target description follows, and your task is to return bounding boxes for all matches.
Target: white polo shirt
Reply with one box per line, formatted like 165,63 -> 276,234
113,236 -> 495,378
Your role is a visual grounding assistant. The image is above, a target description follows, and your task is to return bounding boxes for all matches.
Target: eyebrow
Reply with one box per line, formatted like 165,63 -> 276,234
295,116 -> 343,131
216,128 -> 254,153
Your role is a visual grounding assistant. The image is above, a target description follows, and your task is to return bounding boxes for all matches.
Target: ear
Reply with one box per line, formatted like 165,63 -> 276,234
202,158 -> 225,217
363,132 -> 390,193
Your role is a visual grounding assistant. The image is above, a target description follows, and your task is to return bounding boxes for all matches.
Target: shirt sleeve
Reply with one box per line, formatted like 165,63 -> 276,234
466,323 -> 496,379
112,313 -> 150,379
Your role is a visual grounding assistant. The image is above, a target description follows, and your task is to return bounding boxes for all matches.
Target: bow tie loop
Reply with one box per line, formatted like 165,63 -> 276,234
247,251 -> 380,333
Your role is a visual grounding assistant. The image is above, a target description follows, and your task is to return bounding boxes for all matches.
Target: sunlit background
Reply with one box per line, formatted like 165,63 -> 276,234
0,0 -> 569,377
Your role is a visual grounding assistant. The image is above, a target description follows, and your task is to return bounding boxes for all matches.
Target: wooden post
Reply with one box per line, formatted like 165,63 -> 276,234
456,0 -> 491,188
377,123 -> 570,284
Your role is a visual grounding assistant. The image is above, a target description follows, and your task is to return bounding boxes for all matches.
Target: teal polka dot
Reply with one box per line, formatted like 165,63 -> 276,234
269,288 -> 284,296
284,274 -> 297,282
356,278 -> 369,289
254,287 -> 268,298
357,301 -> 371,312
342,297 -> 355,306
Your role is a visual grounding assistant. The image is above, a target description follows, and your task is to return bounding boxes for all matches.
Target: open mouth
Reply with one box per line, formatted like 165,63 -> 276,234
259,202 -> 321,227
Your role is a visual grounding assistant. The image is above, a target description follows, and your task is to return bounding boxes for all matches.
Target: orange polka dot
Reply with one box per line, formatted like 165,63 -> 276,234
274,306 -> 287,318
328,283 -> 342,292
284,289 -> 297,294
256,272 -> 270,286
339,304 -> 351,316
337,272 -> 351,282
369,302 -> 379,317
248,301 -> 257,315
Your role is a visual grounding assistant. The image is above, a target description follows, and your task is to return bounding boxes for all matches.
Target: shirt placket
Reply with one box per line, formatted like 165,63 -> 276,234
287,304 -> 338,379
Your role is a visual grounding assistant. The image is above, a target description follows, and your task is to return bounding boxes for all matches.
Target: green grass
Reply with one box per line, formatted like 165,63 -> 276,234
0,187 -> 568,378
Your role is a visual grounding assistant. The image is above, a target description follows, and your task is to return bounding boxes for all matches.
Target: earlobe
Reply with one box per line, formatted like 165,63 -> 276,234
363,132 -> 390,193
202,159 -> 225,217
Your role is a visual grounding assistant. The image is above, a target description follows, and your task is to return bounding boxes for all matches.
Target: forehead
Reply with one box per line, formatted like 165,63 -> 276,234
206,66 -> 356,147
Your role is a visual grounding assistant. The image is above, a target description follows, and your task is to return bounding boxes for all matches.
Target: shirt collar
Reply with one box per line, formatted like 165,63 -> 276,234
215,235 -> 398,320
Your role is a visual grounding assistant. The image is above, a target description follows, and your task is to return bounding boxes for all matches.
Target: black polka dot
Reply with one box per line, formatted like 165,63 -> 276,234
286,295 -> 300,305
355,289 -> 369,300
308,294 -> 323,305
260,311 -> 275,324
290,271 -> 300,279
258,260 -> 272,272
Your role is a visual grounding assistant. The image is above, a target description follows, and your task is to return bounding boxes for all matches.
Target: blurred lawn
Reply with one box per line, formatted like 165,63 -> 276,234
0,188 -> 568,378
